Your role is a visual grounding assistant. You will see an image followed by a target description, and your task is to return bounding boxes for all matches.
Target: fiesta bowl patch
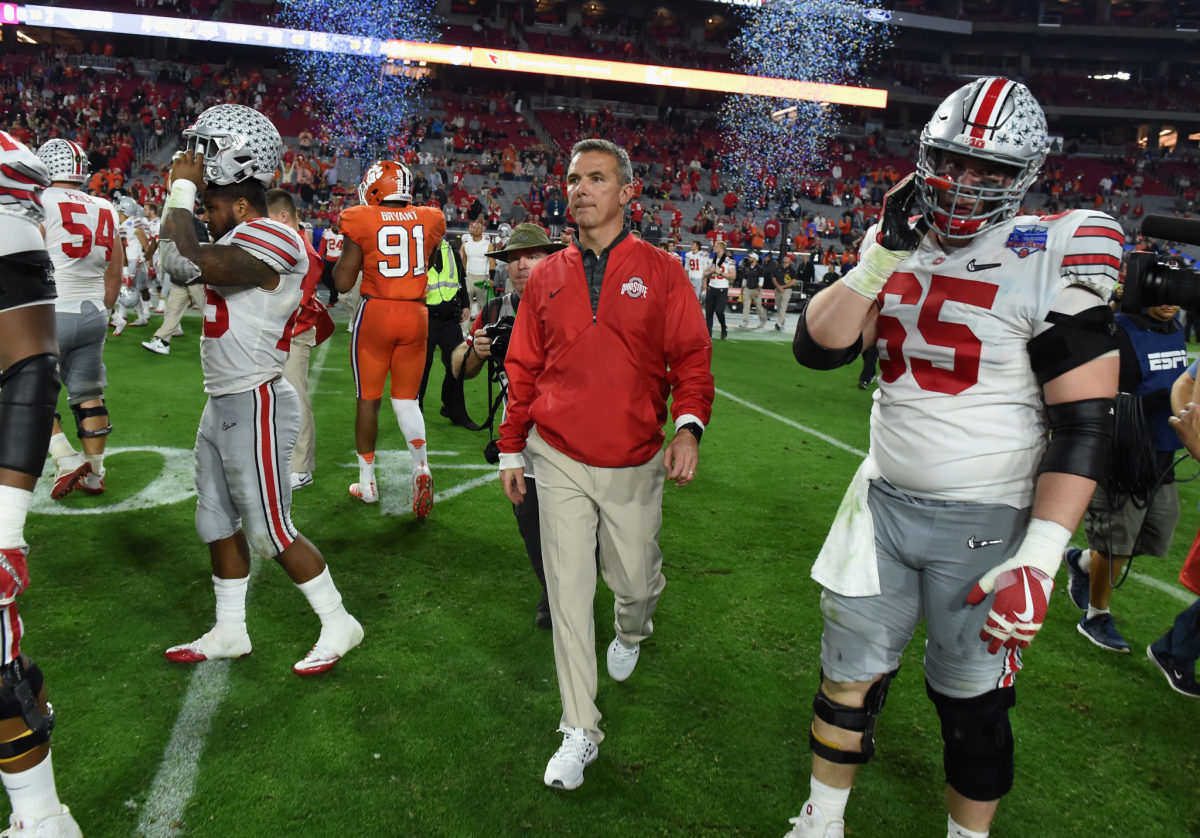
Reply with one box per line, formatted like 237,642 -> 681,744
1006,225 -> 1048,258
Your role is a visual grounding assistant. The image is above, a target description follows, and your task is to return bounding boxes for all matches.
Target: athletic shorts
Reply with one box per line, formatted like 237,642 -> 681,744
350,297 -> 428,401
1085,481 -> 1180,559
0,253 -> 55,313
55,302 -> 108,403
820,478 -> 1031,698
194,378 -> 300,558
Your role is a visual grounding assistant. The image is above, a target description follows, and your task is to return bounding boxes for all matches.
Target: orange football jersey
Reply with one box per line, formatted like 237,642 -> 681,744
339,204 -> 447,301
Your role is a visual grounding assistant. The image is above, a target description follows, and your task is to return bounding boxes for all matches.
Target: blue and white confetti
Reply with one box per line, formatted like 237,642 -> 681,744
276,0 -> 440,160
719,0 -> 894,200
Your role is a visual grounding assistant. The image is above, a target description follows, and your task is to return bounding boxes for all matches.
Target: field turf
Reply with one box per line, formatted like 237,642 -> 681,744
22,315 -> 1200,837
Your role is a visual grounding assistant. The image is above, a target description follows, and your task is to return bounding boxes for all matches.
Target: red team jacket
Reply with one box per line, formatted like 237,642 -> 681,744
500,235 -> 714,468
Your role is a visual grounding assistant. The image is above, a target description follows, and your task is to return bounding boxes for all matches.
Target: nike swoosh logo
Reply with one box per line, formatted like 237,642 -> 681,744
966,259 -> 1002,272
967,536 -> 1004,549
1013,573 -> 1035,622
549,288 -> 563,298
222,422 -> 237,431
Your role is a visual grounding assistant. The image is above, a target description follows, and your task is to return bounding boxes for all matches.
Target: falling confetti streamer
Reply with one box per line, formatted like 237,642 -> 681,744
719,1 -> 893,203
276,0 -> 441,160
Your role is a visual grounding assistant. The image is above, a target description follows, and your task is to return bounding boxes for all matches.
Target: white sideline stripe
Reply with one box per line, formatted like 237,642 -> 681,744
715,387 -> 867,458
719,387 -> 1198,607
135,560 -> 265,834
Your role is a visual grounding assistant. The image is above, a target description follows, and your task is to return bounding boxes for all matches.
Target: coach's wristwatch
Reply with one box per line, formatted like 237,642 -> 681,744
678,422 -> 703,443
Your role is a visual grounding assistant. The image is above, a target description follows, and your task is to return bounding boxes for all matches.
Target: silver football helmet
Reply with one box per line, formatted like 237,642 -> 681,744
182,104 -> 281,186
0,130 -> 51,225
35,139 -> 89,185
115,195 -> 143,219
915,77 -> 1049,238
117,281 -> 139,309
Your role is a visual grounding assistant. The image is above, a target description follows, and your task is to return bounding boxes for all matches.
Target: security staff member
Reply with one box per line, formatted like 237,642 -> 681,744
418,238 -> 474,427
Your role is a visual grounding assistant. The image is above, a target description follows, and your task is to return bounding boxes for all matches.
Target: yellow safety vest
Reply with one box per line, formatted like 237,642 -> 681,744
425,240 -> 461,305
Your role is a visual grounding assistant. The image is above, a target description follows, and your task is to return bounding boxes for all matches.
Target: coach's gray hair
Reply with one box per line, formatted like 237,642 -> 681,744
570,138 -> 633,185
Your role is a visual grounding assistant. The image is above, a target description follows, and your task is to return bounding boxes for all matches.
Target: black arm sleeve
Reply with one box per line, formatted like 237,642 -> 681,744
792,308 -> 864,370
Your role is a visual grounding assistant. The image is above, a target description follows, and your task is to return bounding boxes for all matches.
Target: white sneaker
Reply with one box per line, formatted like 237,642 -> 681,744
784,802 -> 845,838
606,637 -> 640,681
141,336 -> 170,355
291,471 -> 313,490
51,455 -> 90,500
164,626 -> 252,663
3,804 -> 83,838
293,615 -> 363,676
349,479 -> 377,503
412,464 -> 433,519
543,726 -> 598,790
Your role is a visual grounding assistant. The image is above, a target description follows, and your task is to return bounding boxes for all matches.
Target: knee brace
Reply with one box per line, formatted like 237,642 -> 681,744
927,682 -> 1016,801
70,401 -> 112,438
0,659 -> 54,765
0,354 -> 61,477
810,668 -> 899,765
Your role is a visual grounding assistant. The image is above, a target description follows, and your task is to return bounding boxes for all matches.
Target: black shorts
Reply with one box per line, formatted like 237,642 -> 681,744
0,250 -> 56,312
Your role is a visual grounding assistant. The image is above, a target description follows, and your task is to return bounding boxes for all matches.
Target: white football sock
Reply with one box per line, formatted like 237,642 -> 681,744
390,398 -> 427,470
1076,548 -> 1091,572
1087,604 -> 1111,620
213,574 -> 249,633
2,751 -> 63,822
85,454 -> 105,477
807,775 -> 850,822
296,567 -> 350,630
356,453 -> 375,486
0,486 -> 33,549
47,433 -> 75,461
948,814 -> 989,838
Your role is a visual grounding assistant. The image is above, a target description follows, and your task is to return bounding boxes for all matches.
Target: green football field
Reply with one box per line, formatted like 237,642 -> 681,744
21,314 -> 1200,837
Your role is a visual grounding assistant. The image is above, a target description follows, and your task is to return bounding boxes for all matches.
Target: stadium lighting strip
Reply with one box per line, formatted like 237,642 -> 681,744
10,3 -> 887,108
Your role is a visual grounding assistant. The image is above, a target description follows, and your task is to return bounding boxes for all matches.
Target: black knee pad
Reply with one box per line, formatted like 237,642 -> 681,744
0,659 -> 54,761
0,353 -> 61,477
927,682 -> 1016,801
71,401 -> 111,438
810,668 -> 899,765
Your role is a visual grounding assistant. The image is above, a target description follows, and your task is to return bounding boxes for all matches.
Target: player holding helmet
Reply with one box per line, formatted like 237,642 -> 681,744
0,131 -> 84,837
110,195 -> 155,335
158,104 -> 362,676
785,78 -> 1124,838
333,160 -> 446,516
36,139 -> 124,499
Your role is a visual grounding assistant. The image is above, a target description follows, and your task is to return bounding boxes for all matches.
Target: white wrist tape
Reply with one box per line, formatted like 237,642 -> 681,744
840,244 -> 911,301
165,180 -> 197,214
976,518 -> 1072,594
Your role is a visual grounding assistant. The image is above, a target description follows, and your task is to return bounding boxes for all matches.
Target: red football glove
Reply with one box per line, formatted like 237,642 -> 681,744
966,566 -> 1054,655
0,547 -> 30,606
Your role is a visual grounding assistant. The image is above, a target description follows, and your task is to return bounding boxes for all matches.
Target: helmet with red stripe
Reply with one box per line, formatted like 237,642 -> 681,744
915,77 -> 1048,238
35,138 -> 90,185
0,131 -> 51,224
359,160 -> 413,206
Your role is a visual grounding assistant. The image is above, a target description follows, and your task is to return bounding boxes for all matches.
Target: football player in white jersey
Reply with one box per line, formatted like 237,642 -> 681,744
157,104 -> 363,677
111,196 -> 155,335
684,240 -> 710,301
0,131 -> 84,838
36,139 -> 124,499
785,78 -> 1124,838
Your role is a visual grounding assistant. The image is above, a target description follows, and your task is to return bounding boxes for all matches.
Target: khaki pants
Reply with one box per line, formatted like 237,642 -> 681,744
775,288 -> 793,329
283,326 -> 317,473
526,427 -> 667,743
741,287 -> 766,327
153,281 -> 205,341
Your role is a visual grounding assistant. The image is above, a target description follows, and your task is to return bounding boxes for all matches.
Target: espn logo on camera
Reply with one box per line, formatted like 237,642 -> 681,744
1148,349 -> 1187,372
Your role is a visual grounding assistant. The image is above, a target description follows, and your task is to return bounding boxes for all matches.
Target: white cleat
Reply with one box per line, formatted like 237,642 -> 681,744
164,627 -> 252,663
783,802 -> 845,838
293,616 -> 363,677
412,464 -> 433,520
171,326 -> 184,337
3,804 -> 83,838
543,726 -> 598,790
349,480 -> 378,503
111,318 -> 127,337
606,637 -> 640,681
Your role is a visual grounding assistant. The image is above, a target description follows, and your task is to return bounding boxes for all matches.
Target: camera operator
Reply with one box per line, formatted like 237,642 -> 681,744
1064,302 -> 1188,653
450,223 -> 566,627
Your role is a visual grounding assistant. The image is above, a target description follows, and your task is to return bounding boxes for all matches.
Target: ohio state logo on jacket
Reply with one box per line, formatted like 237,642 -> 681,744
621,277 -> 647,299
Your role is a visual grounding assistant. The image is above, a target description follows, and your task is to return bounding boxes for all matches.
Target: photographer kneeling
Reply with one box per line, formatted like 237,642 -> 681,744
451,223 -> 566,628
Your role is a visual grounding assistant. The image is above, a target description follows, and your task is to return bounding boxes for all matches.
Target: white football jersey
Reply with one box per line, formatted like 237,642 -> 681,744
323,231 -> 343,261
685,250 -> 711,280
41,187 -> 119,312
201,217 -> 307,396
868,210 -> 1123,507
120,215 -> 152,277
